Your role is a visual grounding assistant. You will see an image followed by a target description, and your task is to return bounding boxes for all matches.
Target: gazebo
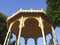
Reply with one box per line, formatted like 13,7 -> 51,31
3,8 -> 59,45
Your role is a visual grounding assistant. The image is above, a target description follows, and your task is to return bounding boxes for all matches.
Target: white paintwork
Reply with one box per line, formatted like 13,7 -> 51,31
51,26 -> 59,45
40,16 -> 47,45
16,16 -> 23,45
3,22 -> 14,45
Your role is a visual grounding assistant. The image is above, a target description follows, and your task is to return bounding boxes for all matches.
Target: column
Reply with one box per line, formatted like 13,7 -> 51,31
16,29 -> 21,45
51,26 -> 59,45
6,31 -> 12,45
39,17 -> 47,45
34,38 -> 37,45
3,22 -> 14,45
16,16 -> 23,45
25,38 -> 27,45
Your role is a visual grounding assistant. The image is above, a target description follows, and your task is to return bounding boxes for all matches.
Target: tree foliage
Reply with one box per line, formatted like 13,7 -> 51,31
46,0 -> 60,28
0,12 -> 7,44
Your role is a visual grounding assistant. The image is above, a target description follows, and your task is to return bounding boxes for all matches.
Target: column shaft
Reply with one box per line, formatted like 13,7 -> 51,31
40,17 -> 47,45
16,16 -> 23,45
3,23 -> 14,45
51,26 -> 59,45
6,31 -> 11,45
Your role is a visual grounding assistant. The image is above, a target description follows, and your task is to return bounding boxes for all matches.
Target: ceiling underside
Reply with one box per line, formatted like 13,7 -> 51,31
11,18 -> 52,38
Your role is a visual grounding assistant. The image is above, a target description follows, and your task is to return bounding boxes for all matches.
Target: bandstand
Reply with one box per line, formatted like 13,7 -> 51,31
3,9 -> 59,45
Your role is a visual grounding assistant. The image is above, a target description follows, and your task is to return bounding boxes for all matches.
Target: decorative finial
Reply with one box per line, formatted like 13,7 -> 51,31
20,8 -> 22,10
41,8 -> 43,11
30,8 -> 33,12
30,8 -> 33,10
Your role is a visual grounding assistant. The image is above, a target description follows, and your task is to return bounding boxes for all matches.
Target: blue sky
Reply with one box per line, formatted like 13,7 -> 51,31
0,0 -> 46,17
0,0 -> 60,45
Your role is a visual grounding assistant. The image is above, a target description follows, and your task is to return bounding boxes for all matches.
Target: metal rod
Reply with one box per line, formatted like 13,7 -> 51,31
40,17 -> 47,45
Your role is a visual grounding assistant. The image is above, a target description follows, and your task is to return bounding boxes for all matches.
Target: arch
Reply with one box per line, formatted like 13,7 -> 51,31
24,18 -> 39,27
21,17 -> 42,38
11,20 -> 20,36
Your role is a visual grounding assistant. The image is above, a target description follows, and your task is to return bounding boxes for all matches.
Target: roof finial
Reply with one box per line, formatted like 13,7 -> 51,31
30,8 -> 33,12
20,8 -> 22,11
41,8 -> 43,11
30,8 -> 33,10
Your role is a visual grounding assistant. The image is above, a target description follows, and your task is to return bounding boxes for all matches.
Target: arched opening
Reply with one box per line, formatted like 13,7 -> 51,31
10,34 -> 16,43
37,37 -> 44,45
9,34 -> 16,45
21,18 -> 42,38
46,34 -> 52,45
11,20 -> 20,36
20,37 -> 25,45
27,38 -> 35,45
